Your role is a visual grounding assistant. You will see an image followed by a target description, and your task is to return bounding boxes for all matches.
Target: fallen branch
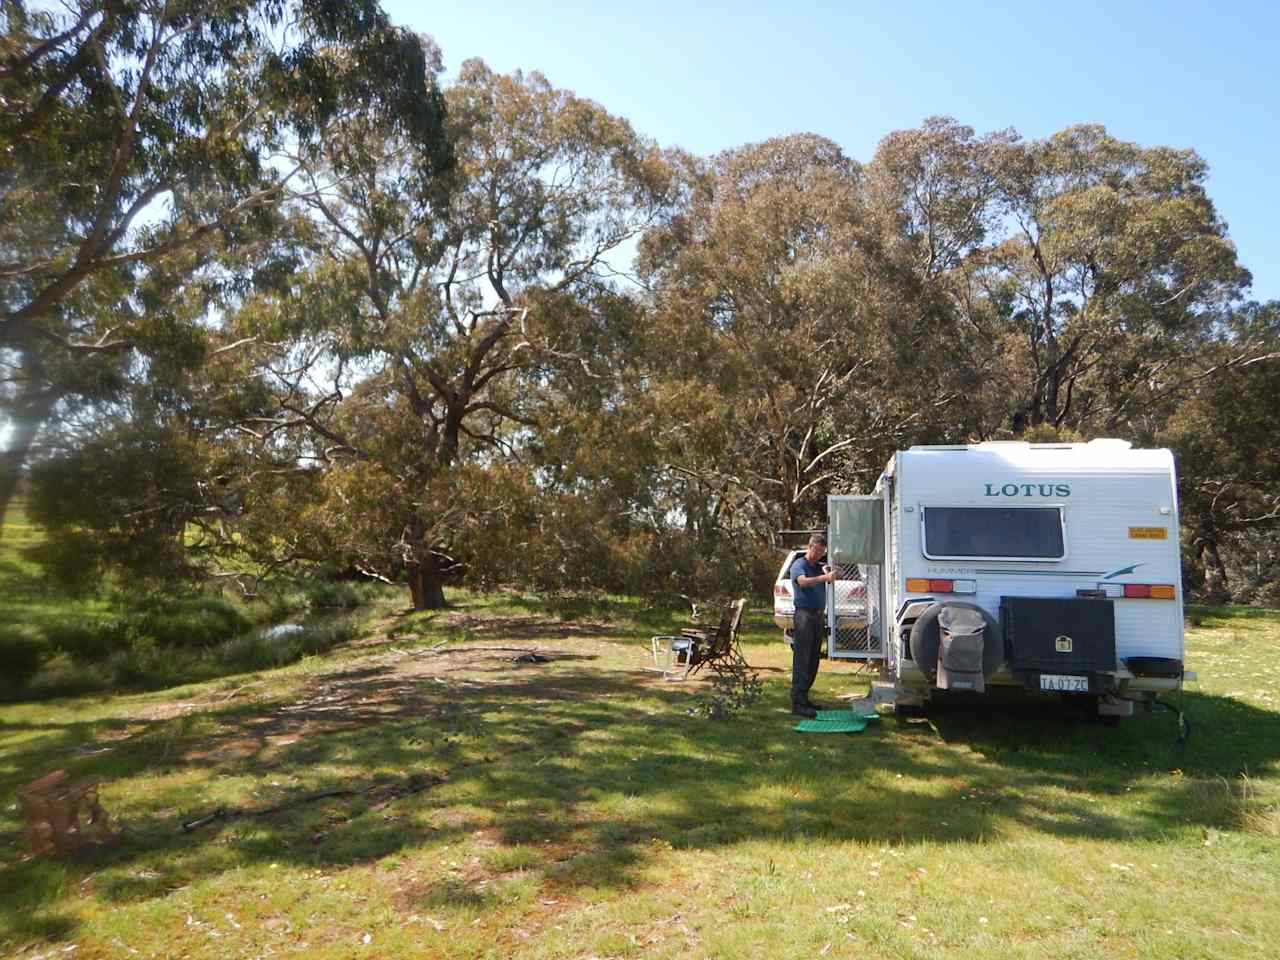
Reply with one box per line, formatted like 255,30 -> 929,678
179,773 -> 444,833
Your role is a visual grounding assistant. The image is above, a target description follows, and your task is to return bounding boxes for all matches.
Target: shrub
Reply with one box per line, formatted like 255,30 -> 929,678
304,581 -> 383,610
217,633 -> 282,673
129,597 -> 252,648
242,589 -> 309,625
22,653 -> 110,700
0,623 -> 50,693
216,617 -> 356,672
103,635 -> 188,687
688,654 -> 764,721
44,618 -> 131,661
296,617 -> 357,653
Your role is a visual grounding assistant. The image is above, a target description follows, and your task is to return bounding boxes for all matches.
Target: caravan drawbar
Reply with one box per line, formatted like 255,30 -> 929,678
827,440 -> 1191,718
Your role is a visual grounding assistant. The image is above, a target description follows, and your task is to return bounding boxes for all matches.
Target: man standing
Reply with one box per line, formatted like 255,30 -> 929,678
790,533 -> 837,718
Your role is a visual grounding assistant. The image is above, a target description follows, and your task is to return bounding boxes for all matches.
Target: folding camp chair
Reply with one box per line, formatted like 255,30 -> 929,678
649,598 -> 746,680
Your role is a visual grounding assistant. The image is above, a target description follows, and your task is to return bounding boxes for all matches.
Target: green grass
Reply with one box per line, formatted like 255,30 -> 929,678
1,591 -> 1278,959
0,499 -> 394,700
0,495 -> 43,579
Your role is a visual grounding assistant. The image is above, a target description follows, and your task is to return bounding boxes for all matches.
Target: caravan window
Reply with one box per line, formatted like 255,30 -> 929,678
921,506 -> 1065,560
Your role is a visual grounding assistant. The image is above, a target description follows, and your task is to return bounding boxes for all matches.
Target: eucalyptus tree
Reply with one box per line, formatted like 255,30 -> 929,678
862,117 -> 1019,442
636,134 -> 906,536
0,0 -> 450,530
977,125 -> 1249,435
862,119 -> 1253,442
226,61 -> 675,607
1159,300 -> 1280,601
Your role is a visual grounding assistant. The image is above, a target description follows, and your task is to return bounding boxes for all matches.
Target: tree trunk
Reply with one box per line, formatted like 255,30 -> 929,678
404,557 -> 448,610
406,560 -> 424,609
419,561 -> 447,609
1197,536 -> 1229,605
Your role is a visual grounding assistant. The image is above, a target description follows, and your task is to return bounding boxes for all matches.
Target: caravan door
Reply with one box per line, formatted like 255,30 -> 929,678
827,495 -> 885,660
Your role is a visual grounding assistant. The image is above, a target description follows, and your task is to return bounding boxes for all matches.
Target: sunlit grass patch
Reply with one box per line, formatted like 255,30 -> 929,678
479,844 -> 545,874
386,609 -> 441,640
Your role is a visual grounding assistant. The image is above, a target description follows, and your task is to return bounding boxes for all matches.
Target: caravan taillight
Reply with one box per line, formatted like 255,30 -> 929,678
1121,584 -> 1176,599
906,578 -> 977,595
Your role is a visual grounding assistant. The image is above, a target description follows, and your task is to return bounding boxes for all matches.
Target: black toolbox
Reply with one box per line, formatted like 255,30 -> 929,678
1001,597 -> 1117,688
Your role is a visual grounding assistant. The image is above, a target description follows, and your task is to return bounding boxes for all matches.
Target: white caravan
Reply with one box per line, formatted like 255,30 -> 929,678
826,439 -> 1191,718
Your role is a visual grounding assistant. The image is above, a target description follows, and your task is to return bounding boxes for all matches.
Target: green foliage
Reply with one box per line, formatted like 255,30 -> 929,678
0,622 -> 49,693
1159,301 -> 1280,601
240,589 -> 312,626
1018,424 -> 1089,444
199,61 -> 676,609
0,487 -> 390,700
5,20 -> 1275,612
1,0 -> 451,344
303,580 -> 383,610
688,655 -> 765,721
14,608 -> 361,700
0,0 -> 453,549
25,423 -> 218,587
36,597 -> 255,659
41,618 -> 131,662
126,597 -> 254,649
218,617 -> 357,672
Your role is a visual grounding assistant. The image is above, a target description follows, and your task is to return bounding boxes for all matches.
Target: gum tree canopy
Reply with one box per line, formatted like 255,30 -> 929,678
0,0 -> 450,529
215,61 -> 676,608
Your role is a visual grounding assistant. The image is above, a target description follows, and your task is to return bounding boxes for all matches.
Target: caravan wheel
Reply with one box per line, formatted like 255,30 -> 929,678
909,601 -> 1003,685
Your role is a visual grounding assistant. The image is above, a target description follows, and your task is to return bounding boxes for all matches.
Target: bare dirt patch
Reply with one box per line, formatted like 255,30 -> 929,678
132,680 -> 273,722
440,612 -> 621,640
119,608 -> 643,768
388,642 -> 605,679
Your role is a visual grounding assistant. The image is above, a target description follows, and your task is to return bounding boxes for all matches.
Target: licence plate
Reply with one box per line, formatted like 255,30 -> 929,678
1040,674 -> 1089,693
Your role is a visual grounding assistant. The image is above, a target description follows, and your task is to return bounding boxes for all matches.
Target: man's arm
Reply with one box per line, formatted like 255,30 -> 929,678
793,560 -> 837,587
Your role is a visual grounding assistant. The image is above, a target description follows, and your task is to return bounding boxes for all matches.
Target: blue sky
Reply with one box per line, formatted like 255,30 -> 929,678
386,0 -> 1280,302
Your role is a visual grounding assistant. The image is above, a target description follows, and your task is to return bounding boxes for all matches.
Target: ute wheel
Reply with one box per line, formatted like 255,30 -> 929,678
909,601 -> 1003,682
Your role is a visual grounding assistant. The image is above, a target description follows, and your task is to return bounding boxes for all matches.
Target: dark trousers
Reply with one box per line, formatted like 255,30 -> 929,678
791,607 -> 824,705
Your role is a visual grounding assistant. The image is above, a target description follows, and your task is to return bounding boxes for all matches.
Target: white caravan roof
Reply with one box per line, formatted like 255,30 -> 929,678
894,440 -> 1175,497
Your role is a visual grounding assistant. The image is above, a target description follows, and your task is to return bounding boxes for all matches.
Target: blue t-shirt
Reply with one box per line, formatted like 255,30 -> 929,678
790,555 -> 827,610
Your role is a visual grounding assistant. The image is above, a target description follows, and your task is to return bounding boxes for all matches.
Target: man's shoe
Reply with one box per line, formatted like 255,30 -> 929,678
791,703 -> 817,719
803,698 -> 824,712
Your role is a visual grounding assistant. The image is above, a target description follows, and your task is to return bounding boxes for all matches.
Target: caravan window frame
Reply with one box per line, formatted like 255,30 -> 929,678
919,504 -> 1068,562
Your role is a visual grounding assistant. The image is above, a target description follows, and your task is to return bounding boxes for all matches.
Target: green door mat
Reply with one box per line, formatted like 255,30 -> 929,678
794,710 -> 881,733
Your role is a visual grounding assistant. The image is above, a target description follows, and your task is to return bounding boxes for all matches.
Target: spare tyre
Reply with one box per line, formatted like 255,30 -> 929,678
909,601 -> 1003,683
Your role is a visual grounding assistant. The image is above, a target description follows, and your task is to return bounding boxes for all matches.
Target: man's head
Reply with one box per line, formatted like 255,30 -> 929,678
805,532 -> 827,563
